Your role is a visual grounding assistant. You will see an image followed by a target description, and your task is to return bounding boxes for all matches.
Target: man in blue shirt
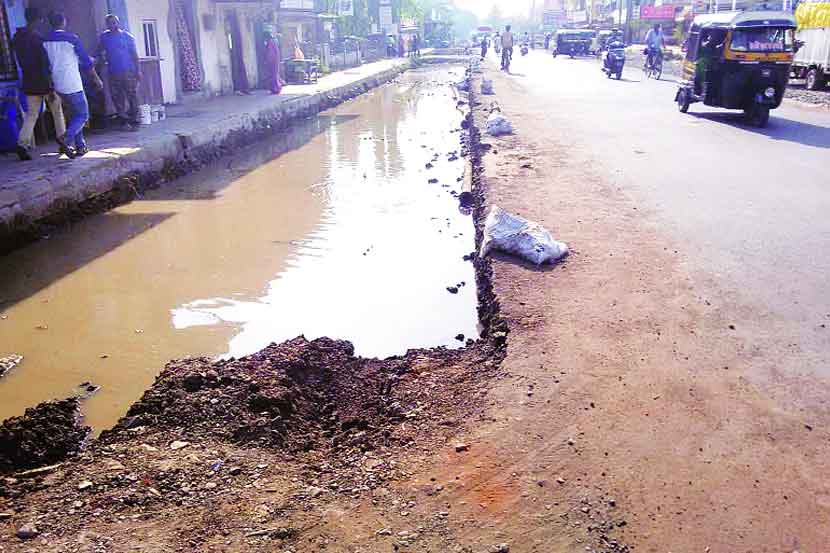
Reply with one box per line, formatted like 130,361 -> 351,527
43,11 -> 103,158
96,14 -> 141,131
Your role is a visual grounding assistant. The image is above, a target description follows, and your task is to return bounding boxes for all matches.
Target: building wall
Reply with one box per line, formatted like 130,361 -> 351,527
194,0 -> 265,95
127,0 -> 177,102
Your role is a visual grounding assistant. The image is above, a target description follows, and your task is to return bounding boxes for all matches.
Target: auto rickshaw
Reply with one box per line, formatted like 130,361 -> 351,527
552,30 -> 593,58
674,10 -> 799,127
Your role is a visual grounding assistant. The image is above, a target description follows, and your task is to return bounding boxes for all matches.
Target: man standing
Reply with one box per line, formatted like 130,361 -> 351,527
500,25 -> 514,70
11,7 -> 66,161
96,14 -> 141,131
43,12 -> 103,158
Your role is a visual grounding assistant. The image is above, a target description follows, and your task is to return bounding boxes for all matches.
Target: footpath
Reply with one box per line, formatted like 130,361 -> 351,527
0,58 -> 413,252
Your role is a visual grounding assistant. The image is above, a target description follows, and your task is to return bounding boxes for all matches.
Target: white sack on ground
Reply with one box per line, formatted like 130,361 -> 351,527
0,354 -> 23,378
486,112 -> 513,136
480,206 -> 568,265
481,79 -> 494,95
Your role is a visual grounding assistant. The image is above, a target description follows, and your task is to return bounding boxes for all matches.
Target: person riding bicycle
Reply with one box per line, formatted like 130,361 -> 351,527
644,23 -> 664,70
501,25 -> 514,70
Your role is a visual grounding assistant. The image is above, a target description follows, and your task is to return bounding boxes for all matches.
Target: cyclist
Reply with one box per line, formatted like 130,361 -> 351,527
644,23 -> 664,71
501,25 -> 514,70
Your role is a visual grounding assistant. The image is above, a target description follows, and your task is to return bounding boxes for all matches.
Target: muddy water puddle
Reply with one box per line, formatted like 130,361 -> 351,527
0,66 -> 478,430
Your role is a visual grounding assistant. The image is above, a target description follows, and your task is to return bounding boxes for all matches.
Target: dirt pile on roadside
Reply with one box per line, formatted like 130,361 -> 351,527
0,398 -> 90,475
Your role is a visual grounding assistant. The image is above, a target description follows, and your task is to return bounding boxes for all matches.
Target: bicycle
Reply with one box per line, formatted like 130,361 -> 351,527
643,47 -> 663,80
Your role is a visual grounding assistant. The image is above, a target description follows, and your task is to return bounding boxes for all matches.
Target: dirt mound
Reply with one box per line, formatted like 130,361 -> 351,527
101,337 -> 428,454
0,398 -> 90,474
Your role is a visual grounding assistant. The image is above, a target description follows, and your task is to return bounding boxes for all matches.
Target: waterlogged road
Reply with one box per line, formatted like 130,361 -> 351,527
0,67 -> 478,430
500,49 -> 830,386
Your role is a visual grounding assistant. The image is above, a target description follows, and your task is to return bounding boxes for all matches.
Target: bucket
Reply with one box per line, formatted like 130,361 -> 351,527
138,104 -> 152,125
157,105 -> 166,121
150,106 -> 160,123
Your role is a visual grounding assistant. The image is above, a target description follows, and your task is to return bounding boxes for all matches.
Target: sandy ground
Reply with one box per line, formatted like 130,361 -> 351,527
2,59 -> 830,552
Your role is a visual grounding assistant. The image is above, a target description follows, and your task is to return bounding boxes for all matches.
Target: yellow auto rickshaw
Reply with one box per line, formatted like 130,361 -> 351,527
675,10 -> 799,127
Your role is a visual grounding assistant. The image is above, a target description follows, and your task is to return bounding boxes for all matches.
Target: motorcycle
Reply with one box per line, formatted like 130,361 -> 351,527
602,42 -> 626,80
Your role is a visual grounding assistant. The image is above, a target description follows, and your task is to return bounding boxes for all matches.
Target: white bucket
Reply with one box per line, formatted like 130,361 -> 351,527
157,105 -> 166,121
139,104 -> 152,125
151,106 -> 160,123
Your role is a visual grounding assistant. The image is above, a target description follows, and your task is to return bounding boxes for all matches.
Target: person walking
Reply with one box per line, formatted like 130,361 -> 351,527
43,12 -> 103,158
500,25 -> 514,71
11,7 -> 66,161
264,32 -> 283,95
96,14 -> 141,131
480,35 -> 489,59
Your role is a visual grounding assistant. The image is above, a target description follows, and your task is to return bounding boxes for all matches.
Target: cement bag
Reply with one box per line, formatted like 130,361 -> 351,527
480,206 -> 568,265
486,112 -> 513,136
481,79 -> 494,95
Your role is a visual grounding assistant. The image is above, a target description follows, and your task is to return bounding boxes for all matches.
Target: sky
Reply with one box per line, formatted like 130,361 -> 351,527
453,0 -> 536,18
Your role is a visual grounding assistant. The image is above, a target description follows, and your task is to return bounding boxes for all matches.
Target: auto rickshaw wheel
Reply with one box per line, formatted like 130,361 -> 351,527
744,104 -> 770,128
677,89 -> 691,113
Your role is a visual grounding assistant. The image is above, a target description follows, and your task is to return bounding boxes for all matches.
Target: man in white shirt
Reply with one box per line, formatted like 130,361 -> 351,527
500,25 -> 514,70
43,12 -> 103,158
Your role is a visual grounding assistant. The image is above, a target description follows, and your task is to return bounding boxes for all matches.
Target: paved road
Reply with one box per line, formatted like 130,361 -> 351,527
499,49 -> 830,386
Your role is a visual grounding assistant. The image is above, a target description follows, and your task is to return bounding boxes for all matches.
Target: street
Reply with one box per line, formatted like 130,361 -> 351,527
2,48 -> 830,552
497,49 -> 830,394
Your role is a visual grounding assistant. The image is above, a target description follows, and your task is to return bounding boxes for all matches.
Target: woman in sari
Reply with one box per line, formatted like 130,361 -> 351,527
265,32 -> 284,95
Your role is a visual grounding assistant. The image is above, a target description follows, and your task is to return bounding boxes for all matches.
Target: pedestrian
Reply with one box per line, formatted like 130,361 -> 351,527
95,14 -> 141,131
413,34 -> 421,57
264,32 -> 283,95
11,7 -> 66,161
398,35 -> 405,58
480,35 -> 489,59
43,12 -> 103,158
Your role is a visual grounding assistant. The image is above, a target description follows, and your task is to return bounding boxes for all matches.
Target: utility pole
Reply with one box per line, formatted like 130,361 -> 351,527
625,0 -> 633,43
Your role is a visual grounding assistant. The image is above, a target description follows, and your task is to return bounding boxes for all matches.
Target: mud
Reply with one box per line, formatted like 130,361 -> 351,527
0,66 -> 480,432
0,398 -> 90,475
0,61 -> 514,552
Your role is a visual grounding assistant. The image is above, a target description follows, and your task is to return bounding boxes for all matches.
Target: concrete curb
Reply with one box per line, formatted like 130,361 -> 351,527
0,61 -> 413,254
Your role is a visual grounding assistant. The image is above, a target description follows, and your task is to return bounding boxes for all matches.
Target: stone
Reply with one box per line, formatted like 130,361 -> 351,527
446,286 -> 459,294
0,511 -> 13,520
455,443 -> 469,452
556,477 -> 566,484
77,480 -> 94,490
169,440 -> 190,450
492,544 -> 510,553
376,528 -> 393,536
306,486 -> 325,498
16,523 -> 38,540
228,466 -> 242,476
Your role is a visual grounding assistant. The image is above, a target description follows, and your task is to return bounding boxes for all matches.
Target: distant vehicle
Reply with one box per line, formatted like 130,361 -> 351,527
552,29 -> 594,58
675,10 -> 799,128
790,2 -> 830,90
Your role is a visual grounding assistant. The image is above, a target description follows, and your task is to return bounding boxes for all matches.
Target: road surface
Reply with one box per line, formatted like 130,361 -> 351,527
433,50 -> 830,551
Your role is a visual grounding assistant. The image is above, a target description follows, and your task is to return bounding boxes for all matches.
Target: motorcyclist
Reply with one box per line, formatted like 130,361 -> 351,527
501,25 -> 514,70
644,23 -> 664,70
604,29 -> 625,71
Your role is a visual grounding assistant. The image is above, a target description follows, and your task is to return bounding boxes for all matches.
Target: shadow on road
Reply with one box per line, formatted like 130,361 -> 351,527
689,111 -> 830,148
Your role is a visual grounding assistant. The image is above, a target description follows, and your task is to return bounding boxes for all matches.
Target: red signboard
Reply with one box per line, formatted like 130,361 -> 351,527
640,5 -> 676,19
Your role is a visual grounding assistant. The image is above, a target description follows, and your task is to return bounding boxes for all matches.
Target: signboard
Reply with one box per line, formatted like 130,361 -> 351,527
380,6 -> 393,28
640,5 -> 676,19
569,9 -> 588,22
543,9 -> 568,29
338,0 -> 354,16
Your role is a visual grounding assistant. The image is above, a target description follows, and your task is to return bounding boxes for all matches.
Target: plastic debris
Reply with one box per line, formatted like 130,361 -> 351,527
481,79 -> 494,95
486,112 -> 513,136
480,206 -> 569,265
0,354 -> 23,378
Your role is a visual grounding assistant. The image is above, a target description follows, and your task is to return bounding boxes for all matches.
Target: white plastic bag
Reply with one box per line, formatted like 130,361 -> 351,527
481,79 -> 494,95
480,206 -> 568,265
486,112 -> 513,136
0,354 -> 23,378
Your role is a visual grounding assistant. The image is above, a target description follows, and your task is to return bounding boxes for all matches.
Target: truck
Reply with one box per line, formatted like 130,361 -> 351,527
791,1 -> 830,90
